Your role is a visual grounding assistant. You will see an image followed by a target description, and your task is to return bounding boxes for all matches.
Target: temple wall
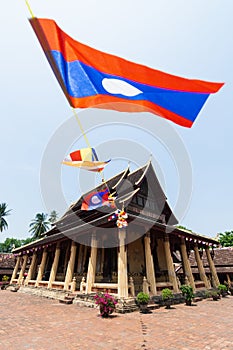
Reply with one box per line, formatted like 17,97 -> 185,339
127,238 -> 145,293
156,238 -> 167,271
128,238 -> 145,274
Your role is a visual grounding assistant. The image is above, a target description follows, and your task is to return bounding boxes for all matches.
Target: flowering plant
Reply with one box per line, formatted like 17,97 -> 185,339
94,292 -> 118,317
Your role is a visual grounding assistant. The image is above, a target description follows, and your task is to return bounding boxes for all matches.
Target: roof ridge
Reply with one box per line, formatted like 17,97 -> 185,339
127,160 -> 150,178
111,166 -> 130,190
135,160 -> 151,186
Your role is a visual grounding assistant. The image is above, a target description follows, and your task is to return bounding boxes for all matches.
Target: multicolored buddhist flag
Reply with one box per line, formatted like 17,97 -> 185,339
81,187 -> 114,210
29,18 -> 224,128
62,147 -> 110,172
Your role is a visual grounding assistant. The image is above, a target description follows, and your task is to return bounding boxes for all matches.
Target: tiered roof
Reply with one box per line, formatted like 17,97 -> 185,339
189,247 -> 233,273
13,161 -> 218,253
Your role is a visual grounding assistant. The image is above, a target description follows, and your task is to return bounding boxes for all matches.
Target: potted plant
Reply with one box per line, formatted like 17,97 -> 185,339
136,292 -> 150,313
210,290 -> 221,301
218,284 -> 228,297
1,275 -> 9,290
94,292 -> 118,318
161,288 -> 174,309
180,285 -> 194,306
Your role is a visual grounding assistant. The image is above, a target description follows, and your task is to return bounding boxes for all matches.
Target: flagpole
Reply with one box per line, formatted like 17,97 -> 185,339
25,0 -> 35,18
72,108 -> 92,150
25,0 -> 93,153
25,2 -> 94,155
25,0 -> 107,184
72,108 -> 110,185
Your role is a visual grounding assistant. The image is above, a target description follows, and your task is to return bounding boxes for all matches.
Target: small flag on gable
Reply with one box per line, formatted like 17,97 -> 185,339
81,188 -> 115,211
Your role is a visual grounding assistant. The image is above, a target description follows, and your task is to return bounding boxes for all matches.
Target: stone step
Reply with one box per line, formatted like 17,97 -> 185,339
59,298 -> 73,305
64,295 -> 75,301
66,293 -> 77,298
147,303 -> 160,310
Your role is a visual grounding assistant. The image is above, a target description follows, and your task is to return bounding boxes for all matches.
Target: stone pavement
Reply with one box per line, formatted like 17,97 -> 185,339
0,291 -> 232,350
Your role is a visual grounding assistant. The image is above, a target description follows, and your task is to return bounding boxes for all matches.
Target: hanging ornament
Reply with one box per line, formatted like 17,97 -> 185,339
116,210 -> 128,229
108,207 -> 128,229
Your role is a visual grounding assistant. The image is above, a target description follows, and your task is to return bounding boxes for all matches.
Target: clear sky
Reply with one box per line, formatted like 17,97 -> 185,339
0,0 -> 232,241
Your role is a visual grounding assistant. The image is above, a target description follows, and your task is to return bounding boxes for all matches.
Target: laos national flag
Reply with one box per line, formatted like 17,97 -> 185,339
29,18 -> 224,128
81,187 -> 111,211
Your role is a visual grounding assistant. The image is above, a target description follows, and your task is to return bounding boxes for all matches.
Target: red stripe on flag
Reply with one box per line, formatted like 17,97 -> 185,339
31,18 -> 224,94
69,95 -> 194,128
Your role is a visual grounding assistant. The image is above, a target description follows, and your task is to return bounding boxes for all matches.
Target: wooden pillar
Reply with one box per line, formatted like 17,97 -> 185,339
86,233 -> 97,294
205,247 -> 220,288
48,243 -> 60,289
11,256 -> 21,283
117,228 -> 128,298
194,244 -> 210,288
226,274 -> 231,287
25,253 -> 37,285
180,238 -> 196,291
64,242 -> 77,290
144,232 -> 157,295
164,235 -> 179,293
18,255 -> 28,283
35,248 -> 47,286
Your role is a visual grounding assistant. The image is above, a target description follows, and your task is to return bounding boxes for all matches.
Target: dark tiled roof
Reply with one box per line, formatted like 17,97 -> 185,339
14,161 -> 197,252
189,247 -> 233,272
127,164 -> 148,186
0,254 -> 15,272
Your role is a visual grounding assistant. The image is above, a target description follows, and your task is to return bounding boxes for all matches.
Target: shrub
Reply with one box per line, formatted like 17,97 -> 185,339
218,284 -> 228,292
218,284 -> 228,296
180,285 -> 194,305
161,288 -> 174,301
136,292 -> 150,305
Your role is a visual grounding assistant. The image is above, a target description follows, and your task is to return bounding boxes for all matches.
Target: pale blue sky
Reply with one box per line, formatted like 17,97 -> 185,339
0,0 -> 232,241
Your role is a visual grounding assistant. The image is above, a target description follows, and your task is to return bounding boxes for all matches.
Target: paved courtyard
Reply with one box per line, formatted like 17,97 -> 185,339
0,290 -> 232,350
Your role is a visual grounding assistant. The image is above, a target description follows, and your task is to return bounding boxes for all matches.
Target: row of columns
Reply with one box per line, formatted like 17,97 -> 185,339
138,233 -> 219,296
11,241 -> 78,292
11,232 -> 220,297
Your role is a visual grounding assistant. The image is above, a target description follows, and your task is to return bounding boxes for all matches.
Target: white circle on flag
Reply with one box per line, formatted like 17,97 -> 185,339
102,78 -> 142,97
91,195 -> 101,205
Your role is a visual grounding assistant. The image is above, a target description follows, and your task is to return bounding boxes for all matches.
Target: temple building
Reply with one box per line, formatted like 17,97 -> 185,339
188,247 -> 233,286
0,253 -> 15,280
11,161 -> 220,302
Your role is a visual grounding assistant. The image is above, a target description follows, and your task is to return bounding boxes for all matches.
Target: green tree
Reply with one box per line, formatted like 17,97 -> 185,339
21,237 -> 36,246
49,210 -> 59,224
0,203 -> 11,232
176,225 -> 193,232
29,213 -> 50,239
218,230 -> 233,247
0,237 -> 21,252
0,237 -> 37,253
